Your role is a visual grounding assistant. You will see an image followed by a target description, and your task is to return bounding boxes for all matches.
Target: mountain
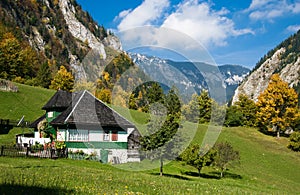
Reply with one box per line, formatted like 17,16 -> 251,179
232,30 -> 300,104
130,53 -> 250,102
0,0 -> 121,83
0,0 -> 250,102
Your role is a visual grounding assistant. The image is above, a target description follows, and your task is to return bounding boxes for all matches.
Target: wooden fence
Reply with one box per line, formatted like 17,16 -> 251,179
0,145 -> 68,159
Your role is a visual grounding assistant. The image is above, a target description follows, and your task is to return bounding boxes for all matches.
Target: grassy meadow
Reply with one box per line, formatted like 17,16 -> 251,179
0,84 -> 300,194
0,83 -> 55,121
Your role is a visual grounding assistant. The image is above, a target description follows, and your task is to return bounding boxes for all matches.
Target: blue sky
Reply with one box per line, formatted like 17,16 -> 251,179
77,0 -> 300,68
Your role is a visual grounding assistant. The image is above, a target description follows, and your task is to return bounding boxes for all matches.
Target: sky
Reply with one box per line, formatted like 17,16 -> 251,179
77,0 -> 300,68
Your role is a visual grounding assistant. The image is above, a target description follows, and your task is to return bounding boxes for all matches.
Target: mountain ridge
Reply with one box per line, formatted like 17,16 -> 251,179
130,53 -> 250,102
232,30 -> 300,104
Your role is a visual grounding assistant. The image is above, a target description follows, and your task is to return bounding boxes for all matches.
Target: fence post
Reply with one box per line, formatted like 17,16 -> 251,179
0,146 -> 4,156
26,147 -> 29,157
65,148 -> 68,158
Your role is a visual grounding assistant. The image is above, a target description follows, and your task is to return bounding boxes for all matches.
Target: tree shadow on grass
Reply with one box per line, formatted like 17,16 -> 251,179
182,171 -> 242,180
14,165 -> 59,169
209,171 -> 242,179
0,184 -> 74,194
150,173 -> 191,180
183,171 -> 220,179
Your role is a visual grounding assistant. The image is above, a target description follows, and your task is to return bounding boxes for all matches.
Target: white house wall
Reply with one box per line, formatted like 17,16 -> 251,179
89,130 -> 102,141
59,129 -> 130,142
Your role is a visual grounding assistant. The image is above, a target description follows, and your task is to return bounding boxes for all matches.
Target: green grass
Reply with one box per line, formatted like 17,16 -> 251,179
1,85 -> 300,194
0,126 -> 300,194
0,83 -> 55,121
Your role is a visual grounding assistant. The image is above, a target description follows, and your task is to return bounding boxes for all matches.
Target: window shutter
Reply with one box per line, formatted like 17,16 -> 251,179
112,132 -> 118,141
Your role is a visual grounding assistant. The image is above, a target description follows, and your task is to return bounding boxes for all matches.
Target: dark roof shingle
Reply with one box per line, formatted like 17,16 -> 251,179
50,91 -> 134,129
42,90 -> 72,111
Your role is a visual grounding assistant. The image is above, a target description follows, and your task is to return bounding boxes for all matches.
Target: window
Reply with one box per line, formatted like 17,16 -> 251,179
103,131 -> 110,141
48,111 -> 53,118
112,131 -> 118,141
68,130 -> 88,141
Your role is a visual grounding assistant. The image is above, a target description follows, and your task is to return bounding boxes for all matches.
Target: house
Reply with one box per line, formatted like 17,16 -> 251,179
30,90 -> 141,163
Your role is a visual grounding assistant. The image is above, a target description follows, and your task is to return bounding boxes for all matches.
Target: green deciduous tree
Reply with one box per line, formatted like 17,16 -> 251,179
213,142 -> 240,178
180,144 -> 216,177
224,105 -> 244,127
49,66 -> 74,92
256,74 -> 299,138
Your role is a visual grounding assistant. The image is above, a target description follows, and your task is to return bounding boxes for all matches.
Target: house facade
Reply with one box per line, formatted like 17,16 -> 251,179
31,90 -> 141,164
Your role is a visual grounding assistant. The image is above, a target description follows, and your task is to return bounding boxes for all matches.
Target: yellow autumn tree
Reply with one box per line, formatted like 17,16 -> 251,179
256,74 -> 299,138
50,66 -> 74,92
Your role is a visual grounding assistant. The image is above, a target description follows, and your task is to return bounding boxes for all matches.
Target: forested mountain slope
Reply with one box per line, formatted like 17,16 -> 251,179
0,0 -> 121,86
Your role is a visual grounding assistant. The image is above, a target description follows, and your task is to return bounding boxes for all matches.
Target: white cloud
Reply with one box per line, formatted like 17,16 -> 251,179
161,1 -> 253,47
114,9 -> 132,22
247,0 -> 300,21
117,0 -> 253,50
291,2 -> 300,13
248,0 -> 272,10
286,25 -> 300,32
117,0 -> 170,31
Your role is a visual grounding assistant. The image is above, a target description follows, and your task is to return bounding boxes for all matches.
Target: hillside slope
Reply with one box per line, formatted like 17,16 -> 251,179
0,0 -> 121,81
232,30 -> 300,103
0,84 -> 55,121
0,83 -> 299,194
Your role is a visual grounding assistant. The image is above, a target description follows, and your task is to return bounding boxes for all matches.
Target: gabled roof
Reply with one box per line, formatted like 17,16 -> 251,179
42,90 -> 72,111
29,114 -> 46,129
50,90 -> 134,129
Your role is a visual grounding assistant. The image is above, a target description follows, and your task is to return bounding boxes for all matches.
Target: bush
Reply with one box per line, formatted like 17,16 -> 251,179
288,131 -> 300,152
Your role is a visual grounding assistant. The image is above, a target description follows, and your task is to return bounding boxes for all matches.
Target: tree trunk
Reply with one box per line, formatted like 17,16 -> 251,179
197,168 -> 202,177
220,171 -> 223,178
160,157 -> 163,176
277,130 -> 280,139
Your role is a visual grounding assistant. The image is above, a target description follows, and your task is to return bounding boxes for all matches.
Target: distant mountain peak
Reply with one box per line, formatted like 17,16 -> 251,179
129,53 -> 250,102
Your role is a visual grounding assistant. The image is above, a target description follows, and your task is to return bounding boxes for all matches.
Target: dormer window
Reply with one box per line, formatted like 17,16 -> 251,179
48,111 -> 54,118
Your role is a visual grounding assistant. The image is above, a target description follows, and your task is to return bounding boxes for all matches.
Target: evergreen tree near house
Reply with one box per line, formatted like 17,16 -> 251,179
256,74 -> 299,138
140,87 -> 182,176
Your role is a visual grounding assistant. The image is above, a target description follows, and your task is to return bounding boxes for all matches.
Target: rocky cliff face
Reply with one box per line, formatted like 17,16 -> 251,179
0,0 -> 122,74
232,30 -> 300,104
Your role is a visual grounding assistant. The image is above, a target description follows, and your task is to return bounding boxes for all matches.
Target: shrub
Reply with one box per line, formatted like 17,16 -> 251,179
288,131 -> 300,152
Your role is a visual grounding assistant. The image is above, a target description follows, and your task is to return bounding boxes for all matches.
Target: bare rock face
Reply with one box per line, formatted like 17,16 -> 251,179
232,48 -> 285,104
59,0 -> 107,59
232,47 -> 300,104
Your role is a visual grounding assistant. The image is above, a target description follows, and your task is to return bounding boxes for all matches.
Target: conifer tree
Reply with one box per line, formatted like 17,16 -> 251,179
140,87 -> 182,176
